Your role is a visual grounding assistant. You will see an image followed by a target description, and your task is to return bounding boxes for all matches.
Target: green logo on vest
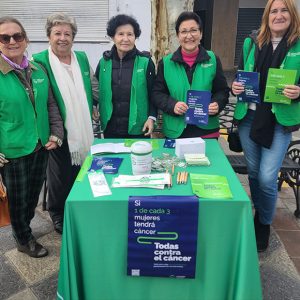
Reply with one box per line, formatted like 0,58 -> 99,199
287,51 -> 300,57
32,78 -> 45,84
201,63 -> 213,68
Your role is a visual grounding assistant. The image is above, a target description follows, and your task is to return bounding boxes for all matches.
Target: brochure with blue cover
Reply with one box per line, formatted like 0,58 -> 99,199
236,71 -> 260,103
127,195 -> 199,278
88,157 -> 123,174
185,90 -> 211,126
163,138 -> 176,148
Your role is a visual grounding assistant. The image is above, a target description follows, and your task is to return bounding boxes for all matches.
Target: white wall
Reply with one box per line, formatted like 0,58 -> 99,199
27,0 -> 151,70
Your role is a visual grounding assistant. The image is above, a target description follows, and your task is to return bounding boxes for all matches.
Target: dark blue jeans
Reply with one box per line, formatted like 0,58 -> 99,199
238,110 -> 291,224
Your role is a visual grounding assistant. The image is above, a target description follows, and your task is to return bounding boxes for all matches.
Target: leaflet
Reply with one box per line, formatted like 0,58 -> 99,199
88,157 -> 123,174
185,90 -> 211,126
264,68 -> 297,104
112,174 -> 170,189
88,171 -> 112,197
236,71 -> 260,103
190,173 -> 233,199
91,143 -> 131,155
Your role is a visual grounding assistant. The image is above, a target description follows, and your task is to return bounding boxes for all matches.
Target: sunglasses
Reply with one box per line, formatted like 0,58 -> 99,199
0,33 -> 25,44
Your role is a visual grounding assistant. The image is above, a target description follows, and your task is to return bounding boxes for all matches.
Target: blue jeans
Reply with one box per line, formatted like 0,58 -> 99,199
238,110 -> 291,224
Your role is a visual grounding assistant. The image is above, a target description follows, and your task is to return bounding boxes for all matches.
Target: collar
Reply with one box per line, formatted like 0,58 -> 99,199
171,45 -> 211,65
103,45 -> 144,61
0,55 -> 37,75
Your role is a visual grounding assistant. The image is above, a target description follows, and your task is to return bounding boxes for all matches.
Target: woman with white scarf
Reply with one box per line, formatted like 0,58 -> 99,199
33,13 -> 98,234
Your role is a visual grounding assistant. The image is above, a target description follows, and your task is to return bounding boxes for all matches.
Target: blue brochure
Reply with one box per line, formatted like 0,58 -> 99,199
236,71 -> 260,103
185,90 -> 211,126
163,139 -> 176,148
127,195 -> 199,278
88,157 -> 123,174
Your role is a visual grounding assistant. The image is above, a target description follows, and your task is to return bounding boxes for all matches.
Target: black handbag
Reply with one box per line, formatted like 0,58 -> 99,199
228,123 -> 243,153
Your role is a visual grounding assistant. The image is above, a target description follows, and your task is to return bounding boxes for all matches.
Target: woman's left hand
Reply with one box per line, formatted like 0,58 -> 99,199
283,85 -> 300,100
143,118 -> 154,136
208,102 -> 219,115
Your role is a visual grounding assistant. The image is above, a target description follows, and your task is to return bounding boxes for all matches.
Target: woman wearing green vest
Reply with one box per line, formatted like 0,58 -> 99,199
152,12 -> 229,139
232,0 -> 300,252
0,17 -> 64,257
33,13 -> 98,234
95,14 -> 156,138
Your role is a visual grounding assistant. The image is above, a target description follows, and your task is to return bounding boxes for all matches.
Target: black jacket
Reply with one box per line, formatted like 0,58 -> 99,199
95,46 -> 156,136
151,46 -> 229,137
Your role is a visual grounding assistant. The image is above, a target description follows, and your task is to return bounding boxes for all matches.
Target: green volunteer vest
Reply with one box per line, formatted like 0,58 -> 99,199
33,50 -> 93,124
162,52 -> 218,138
234,37 -> 300,126
98,56 -> 149,135
0,62 -> 50,158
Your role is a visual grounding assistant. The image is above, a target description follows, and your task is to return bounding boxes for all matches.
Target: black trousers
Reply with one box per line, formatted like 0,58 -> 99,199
47,141 -> 80,222
2,148 -> 48,244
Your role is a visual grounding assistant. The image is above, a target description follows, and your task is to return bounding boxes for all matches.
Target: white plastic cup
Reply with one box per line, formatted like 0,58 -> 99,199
131,141 -> 152,175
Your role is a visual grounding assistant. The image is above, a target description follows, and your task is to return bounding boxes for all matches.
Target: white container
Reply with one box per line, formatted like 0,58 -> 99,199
175,137 -> 205,159
131,141 -> 152,175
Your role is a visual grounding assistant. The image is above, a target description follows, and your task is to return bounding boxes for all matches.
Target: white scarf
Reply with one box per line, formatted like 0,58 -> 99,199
48,46 -> 94,165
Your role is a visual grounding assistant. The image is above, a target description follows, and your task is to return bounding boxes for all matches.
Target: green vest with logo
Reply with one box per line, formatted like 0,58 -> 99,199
163,51 -> 218,138
98,56 -> 149,135
0,62 -> 50,158
234,37 -> 300,126
33,50 -> 93,124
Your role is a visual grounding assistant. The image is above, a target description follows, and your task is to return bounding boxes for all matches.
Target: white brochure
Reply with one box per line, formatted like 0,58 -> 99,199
88,171 -> 112,197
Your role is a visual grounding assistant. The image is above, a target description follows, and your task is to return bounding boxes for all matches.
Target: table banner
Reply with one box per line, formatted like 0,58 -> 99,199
127,195 -> 199,278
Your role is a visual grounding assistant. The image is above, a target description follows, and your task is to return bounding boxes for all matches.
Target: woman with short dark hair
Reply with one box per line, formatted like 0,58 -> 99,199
96,14 -> 156,138
152,11 -> 229,139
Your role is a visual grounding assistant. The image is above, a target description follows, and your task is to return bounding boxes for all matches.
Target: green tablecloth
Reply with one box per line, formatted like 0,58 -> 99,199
57,139 -> 262,300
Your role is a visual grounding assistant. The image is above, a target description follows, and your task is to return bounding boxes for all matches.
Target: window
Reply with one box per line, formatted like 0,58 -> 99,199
0,0 -> 109,42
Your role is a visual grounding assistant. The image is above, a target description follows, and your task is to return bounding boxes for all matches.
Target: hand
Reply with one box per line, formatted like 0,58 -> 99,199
232,81 -> 245,96
283,85 -> 300,100
208,102 -> 219,115
174,101 -> 188,115
45,135 -> 62,150
45,141 -> 58,150
92,106 -> 100,121
0,153 -> 9,167
143,118 -> 154,136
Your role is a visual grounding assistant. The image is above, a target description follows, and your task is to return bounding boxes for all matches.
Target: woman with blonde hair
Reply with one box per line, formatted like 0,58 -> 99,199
232,0 -> 300,252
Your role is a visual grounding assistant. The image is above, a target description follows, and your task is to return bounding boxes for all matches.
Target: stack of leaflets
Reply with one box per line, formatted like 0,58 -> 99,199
184,153 -> 210,166
91,143 -> 131,155
190,173 -> 232,198
112,174 -> 170,189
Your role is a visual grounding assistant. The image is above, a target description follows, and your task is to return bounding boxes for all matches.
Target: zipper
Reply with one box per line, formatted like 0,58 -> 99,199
118,58 -> 123,85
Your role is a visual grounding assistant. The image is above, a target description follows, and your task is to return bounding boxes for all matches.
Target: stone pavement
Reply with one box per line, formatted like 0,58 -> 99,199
1,139 -> 300,300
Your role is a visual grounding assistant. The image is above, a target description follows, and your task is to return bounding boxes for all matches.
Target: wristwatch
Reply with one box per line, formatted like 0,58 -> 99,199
49,135 -> 63,147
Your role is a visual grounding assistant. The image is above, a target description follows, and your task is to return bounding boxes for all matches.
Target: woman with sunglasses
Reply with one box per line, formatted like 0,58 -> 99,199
0,17 -> 64,258
152,11 -> 229,139
33,13 -> 98,234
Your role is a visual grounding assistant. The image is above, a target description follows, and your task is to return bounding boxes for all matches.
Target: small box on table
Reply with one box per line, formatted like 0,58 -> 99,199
175,137 -> 205,159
